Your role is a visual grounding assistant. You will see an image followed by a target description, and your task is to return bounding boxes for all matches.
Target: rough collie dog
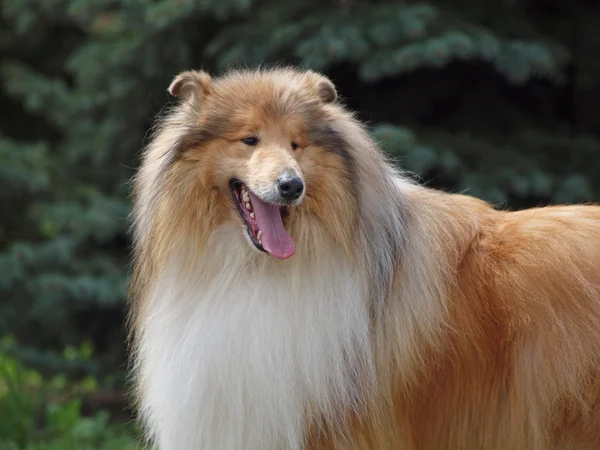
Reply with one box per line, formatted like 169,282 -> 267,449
128,67 -> 600,450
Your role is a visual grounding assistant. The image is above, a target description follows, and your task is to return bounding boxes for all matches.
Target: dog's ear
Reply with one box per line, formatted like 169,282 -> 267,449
317,78 -> 337,104
306,71 -> 337,104
168,70 -> 212,101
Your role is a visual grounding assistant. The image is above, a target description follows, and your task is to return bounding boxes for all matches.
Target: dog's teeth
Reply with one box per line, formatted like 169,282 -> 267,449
257,230 -> 262,243
242,192 -> 250,202
245,202 -> 252,211
250,212 -> 255,219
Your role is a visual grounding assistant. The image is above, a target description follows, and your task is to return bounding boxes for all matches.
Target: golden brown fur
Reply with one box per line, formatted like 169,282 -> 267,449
129,67 -> 600,450
332,198 -> 600,449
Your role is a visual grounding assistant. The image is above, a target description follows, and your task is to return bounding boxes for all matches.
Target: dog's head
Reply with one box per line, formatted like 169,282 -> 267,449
151,68 -> 358,259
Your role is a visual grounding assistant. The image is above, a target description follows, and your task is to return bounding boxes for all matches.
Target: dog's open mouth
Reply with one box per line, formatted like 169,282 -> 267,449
229,179 -> 296,259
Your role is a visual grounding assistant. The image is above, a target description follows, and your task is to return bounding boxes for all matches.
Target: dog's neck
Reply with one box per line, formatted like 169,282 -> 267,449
136,225 -> 376,450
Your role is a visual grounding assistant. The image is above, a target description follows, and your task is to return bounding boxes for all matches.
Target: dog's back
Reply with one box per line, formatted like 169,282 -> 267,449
352,198 -> 600,449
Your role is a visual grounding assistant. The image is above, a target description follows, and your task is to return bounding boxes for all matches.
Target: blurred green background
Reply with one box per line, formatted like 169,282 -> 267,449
1,0 -> 600,447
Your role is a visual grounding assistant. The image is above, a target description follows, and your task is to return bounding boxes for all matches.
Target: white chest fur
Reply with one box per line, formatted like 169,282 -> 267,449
136,228 -> 374,450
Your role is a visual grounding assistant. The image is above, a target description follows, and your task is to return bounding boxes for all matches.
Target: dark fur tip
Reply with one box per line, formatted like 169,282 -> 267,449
168,70 -> 212,100
317,80 -> 337,104
305,70 -> 337,104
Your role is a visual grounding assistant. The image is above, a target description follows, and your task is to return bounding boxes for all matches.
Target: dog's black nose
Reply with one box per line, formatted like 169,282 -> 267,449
277,175 -> 304,201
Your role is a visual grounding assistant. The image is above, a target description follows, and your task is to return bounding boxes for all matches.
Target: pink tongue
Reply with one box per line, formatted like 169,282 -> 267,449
248,192 -> 296,259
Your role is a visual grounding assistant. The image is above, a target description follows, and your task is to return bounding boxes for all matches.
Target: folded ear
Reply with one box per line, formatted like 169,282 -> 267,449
167,70 -> 212,101
306,71 -> 337,104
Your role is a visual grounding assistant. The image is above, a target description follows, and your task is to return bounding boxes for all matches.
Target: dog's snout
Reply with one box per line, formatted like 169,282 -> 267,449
277,174 -> 304,201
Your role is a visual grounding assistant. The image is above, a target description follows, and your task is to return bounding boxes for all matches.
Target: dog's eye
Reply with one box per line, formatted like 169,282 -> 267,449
242,137 -> 259,146
291,142 -> 299,150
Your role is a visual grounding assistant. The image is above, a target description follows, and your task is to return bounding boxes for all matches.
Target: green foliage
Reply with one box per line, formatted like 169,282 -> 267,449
0,338 -> 137,449
372,124 -> 600,206
1,0 -> 599,397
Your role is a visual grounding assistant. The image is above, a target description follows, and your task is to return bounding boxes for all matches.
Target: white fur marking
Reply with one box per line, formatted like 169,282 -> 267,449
137,225 -> 374,450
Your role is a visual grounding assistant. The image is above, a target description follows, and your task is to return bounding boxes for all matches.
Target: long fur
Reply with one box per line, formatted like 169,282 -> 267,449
128,67 -> 600,449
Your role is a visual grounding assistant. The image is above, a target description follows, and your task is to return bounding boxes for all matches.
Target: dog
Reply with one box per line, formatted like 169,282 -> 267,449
128,67 -> 600,449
